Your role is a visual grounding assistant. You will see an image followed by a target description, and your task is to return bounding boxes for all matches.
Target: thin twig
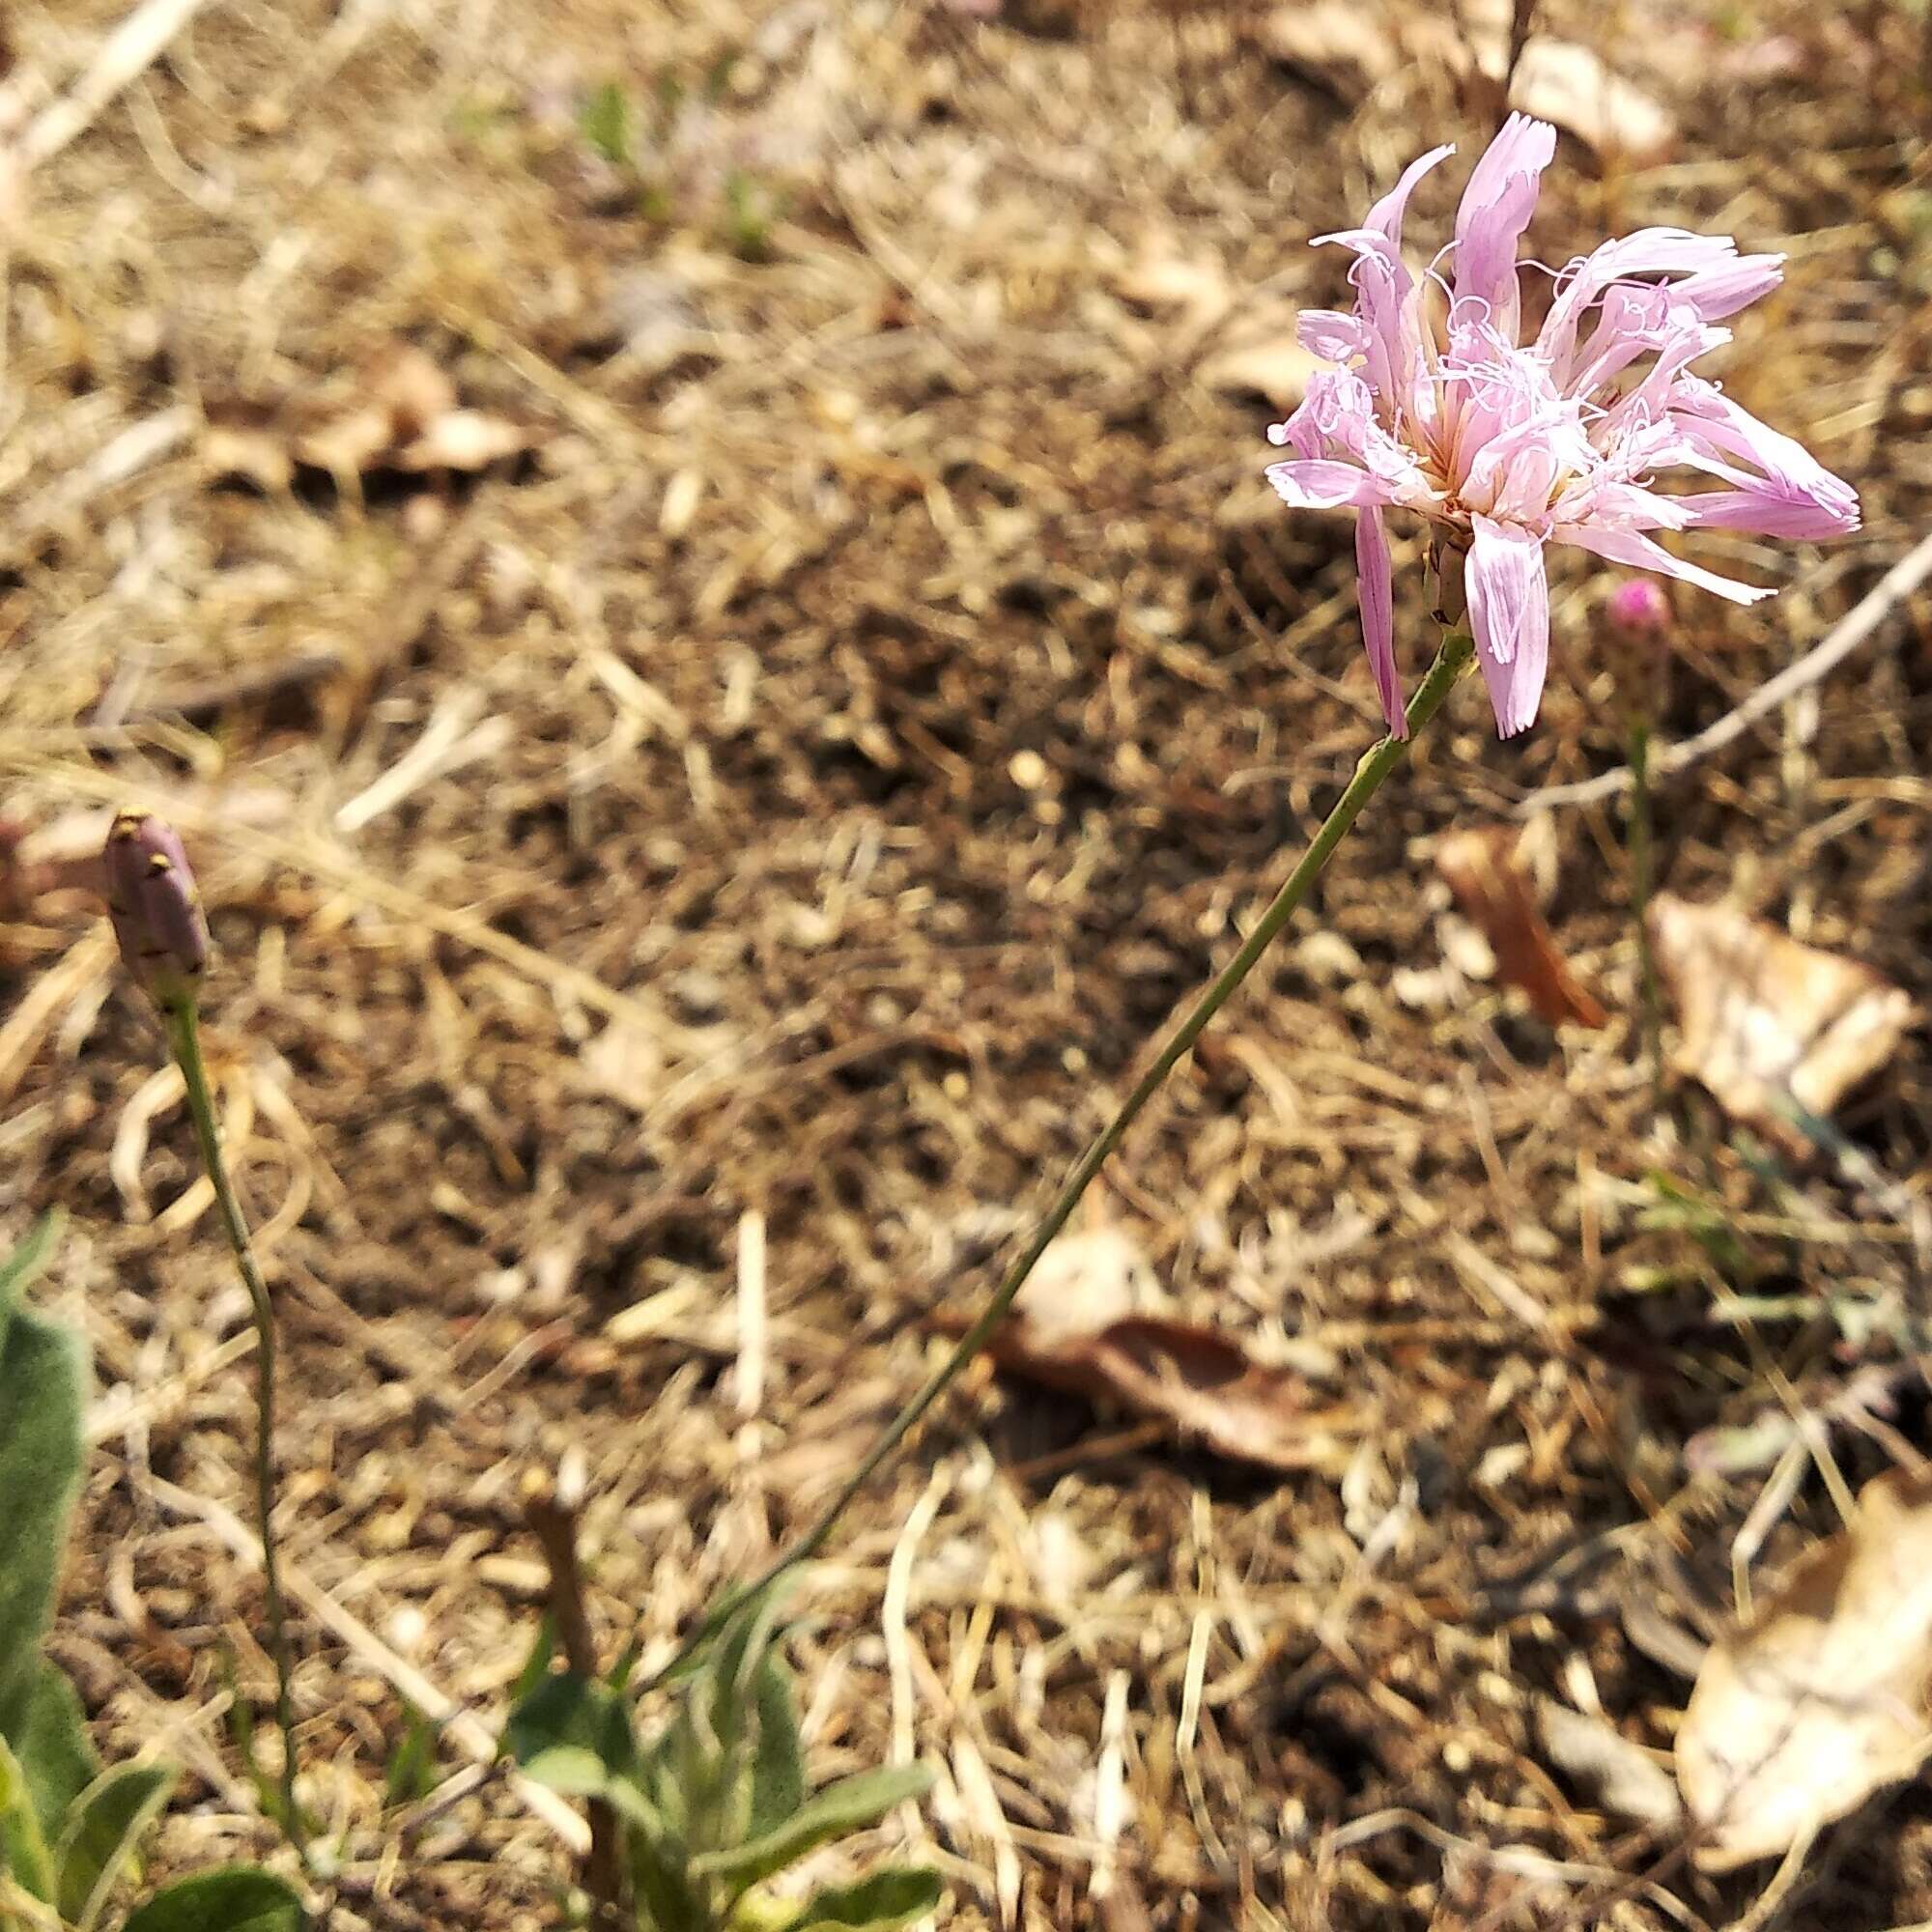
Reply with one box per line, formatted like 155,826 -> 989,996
1521,532 -> 1932,814
15,0 -> 215,168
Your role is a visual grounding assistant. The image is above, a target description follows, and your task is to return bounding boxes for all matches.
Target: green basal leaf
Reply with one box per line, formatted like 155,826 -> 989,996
56,1760 -> 176,1931
0,1212 -> 60,1331
502,1671 -> 638,1785
625,1808 -> 703,1932
383,1703 -> 439,1810
0,1734 -> 57,1904
507,1617 -> 555,1712
787,1865 -> 944,1929
118,1865 -> 304,1932
0,1299 -> 86,1744
13,1661 -> 99,1841
580,81 -> 633,167
690,1765 -> 934,1894
747,1657 -> 805,1841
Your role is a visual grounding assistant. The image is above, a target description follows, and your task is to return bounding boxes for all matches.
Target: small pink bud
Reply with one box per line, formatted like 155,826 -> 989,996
103,810 -> 210,1008
1605,578 -> 1672,641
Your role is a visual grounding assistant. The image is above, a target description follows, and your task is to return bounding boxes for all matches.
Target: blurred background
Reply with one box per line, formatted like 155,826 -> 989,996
1,0 -> 1929,1925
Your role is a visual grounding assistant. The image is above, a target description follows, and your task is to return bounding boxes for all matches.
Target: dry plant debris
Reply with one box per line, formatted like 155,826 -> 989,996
203,344 -> 534,494
1649,894 -> 1920,1147
0,0 -> 1927,1924
1258,0 -> 1673,158
1435,825 -> 1606,1029
936,1226 -> 1368,1471
1677,1466 -> 1932,1871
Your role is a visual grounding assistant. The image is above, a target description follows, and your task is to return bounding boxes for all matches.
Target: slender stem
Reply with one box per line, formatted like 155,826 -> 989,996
647,626 -> 1476,1683
1626,714 -> 1662,1107
165,1001 -> 306,1861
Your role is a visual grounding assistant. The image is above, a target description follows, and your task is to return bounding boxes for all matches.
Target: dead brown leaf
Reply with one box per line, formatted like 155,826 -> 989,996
1256,0 -> 1401,102
1197,311 -> 1324,412
1109,238 -> 1232,331
936,1228 -> 1365,1473
1508,40 -> 1675,165
1677,1467 -> 1932,1869
1435,826 -> 1606,1029
204,342 -> 533,489
1648,895 -> 1918,1145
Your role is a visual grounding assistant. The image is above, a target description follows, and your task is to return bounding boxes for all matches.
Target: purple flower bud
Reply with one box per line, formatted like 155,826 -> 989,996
1605,578 -> 1672,642
103,810 -> 210,1008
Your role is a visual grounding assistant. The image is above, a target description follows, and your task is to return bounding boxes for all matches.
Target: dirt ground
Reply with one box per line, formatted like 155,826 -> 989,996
3,0 -> 1931,1926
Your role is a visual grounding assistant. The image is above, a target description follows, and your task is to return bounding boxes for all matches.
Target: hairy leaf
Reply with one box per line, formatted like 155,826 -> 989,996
748,1657 -> 805,1839
119,1866 -> 304,1932
0,1735 -> 56,1904
0,1299 -> 86,1742
790,1865 -> 944,1929
13,1661 -> 99,1841
56,1760 -> 177,1930
692,1765 -> 933,1892
581,82 -> 633,166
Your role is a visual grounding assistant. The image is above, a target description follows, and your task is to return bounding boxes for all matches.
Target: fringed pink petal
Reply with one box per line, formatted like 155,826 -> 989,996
1450,114 -> 1556,336
1467,516 -> 1551,738
1354,504 -> 1406,737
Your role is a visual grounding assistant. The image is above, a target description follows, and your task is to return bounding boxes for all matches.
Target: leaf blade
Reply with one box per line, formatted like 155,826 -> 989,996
690,1765 -> 933,1891
119,1866 -> 304,1932
55,1760 -> 177,1930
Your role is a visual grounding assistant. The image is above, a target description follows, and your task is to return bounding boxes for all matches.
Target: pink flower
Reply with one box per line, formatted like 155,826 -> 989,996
1605,577 -> 1671,641
1266,114 -> 1860,737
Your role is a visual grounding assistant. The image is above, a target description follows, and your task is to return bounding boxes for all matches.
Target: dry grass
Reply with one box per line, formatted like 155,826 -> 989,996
2,0 -> 1930,1926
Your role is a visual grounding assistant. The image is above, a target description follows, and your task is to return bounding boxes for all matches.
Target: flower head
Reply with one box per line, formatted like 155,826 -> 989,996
103,809 -> 210,1009
1267,114 -> 1859,738
1605,577 -> 1671,642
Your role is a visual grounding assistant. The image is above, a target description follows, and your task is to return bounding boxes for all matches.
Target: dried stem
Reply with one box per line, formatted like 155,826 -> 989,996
522,1472 -> 627,1925
164,1000 -> 305,1861
1625,715 -> 1662,1106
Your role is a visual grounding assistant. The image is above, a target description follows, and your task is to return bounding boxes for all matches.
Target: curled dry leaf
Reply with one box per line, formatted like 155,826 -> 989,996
1648,895 -> 1918,1147
1198,311 -> 1324,412
1507,41 -> 1674,166
935,1227 -> 1366,1473
203,342 -> 534,489
1259,0 -> 1670,159
1537,1701 -> 1682,1828
1677,1467 -> 1932,1869
1109,238 -> 1232,332
1435,826 -> 1606,1029
1256,1 -> 1401,102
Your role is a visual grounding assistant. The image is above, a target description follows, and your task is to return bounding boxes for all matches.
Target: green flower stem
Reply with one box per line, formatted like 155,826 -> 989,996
649,625 -> 1476,1684
1626,714 -> 1662,1105
164,1000 -> 305,1862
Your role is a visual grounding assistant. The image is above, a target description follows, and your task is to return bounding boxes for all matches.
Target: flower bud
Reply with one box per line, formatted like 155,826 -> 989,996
1605,578 -> 1672,642
103,810 -> 210,1008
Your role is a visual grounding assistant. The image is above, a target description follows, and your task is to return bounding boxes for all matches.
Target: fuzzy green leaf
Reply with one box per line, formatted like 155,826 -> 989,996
119,1865 -> 304,1932
0,1212 -> 59,1330
57,1760 -> 177,1930
789,1866 -> 944,1929
748,1657 -> 805,1839
0,1300 -> 86,1743
383,1704 -> 438,1810
691,1765 -> 933,1892
581,82 -> 633,166
14,1660 -> 100,1840
502,1671 -> 637,1784
0,1734 -> 57,1903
